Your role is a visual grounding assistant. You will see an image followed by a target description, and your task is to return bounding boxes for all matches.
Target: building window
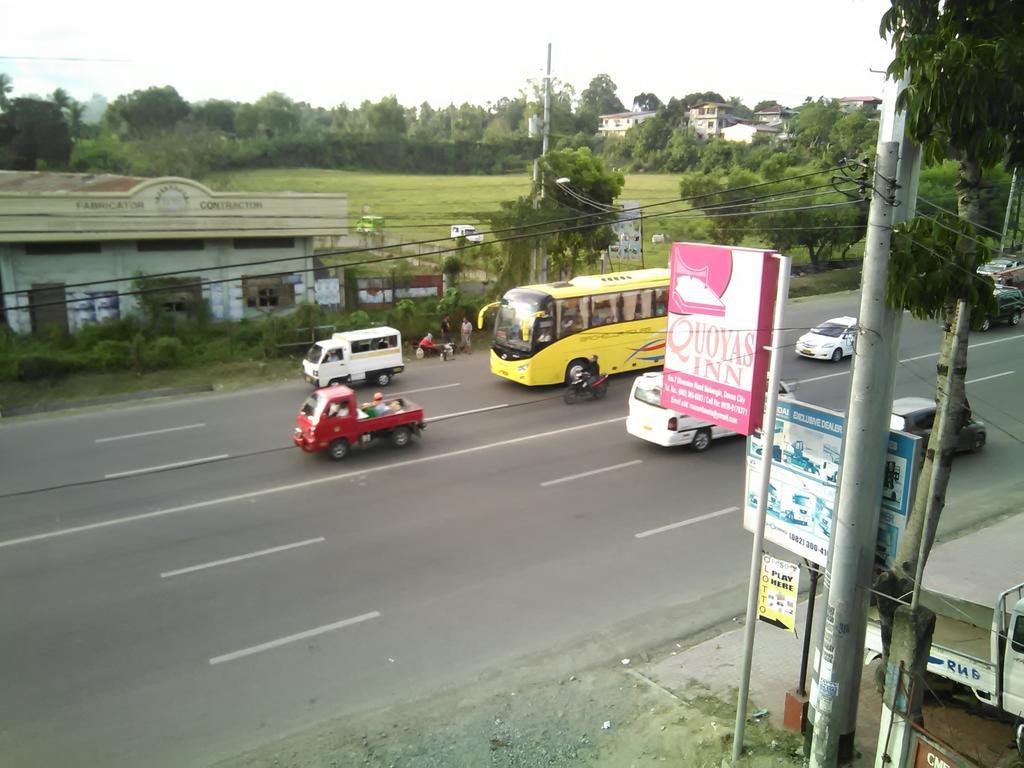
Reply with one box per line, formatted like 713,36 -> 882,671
138,239 -> 205,252
234,237 -> 295,250
243,275 -> 294,310
25,242 -> 101,255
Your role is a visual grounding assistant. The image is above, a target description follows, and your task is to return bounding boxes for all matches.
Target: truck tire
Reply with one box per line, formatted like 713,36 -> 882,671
691,428 -> 712,452
390,426 -> 411,448
328,438 -> 350,460
374,372 -> 391,387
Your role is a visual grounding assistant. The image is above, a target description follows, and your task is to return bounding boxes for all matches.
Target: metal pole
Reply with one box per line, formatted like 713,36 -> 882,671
808,142 -> 901,767
999,168 -> 1018,257
732,252 -> 791,763
798,565 -> 821,697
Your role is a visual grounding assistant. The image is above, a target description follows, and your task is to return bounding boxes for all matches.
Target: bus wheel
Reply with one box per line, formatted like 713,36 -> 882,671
691,428 -> 712,452
566,359 -> 587,385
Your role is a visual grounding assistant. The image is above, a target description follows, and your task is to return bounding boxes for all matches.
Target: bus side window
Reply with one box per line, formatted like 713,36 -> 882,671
558,297 -> 589,338
653,288 -> 669,317
590,294 -> 619,327
621,290 -> 645,321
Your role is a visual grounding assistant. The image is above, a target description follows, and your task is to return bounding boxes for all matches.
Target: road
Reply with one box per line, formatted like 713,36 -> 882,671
1,293 -> 1021,767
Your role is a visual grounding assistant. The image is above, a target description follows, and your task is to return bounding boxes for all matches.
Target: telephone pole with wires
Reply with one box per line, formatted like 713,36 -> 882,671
530,43 -> 552,283
807,74 -> 919,766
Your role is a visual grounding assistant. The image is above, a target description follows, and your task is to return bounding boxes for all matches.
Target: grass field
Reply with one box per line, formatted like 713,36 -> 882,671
203,168 -> 857,270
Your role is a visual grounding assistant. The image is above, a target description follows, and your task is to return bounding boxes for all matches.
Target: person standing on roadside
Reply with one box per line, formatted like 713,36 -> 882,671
460,316 -> 473,353
440,314 -> 452,346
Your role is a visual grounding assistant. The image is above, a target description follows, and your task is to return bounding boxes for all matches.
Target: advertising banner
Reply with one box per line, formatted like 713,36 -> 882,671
661,242 -> 780,435
758,554 -> 799,631
608,201 -> 642,262
743,399 -> 921,567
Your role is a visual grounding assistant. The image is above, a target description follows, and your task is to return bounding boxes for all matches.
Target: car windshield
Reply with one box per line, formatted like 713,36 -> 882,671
300,393 -> 325,420
810,323 -> 846,338
305,344 -> 324,363
634,385 -> 664,408
980,259 -> 1013,273
493,293 -> 542,352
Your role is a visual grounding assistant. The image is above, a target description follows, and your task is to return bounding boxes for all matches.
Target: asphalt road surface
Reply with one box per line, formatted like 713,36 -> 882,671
1,293 -> 1022,767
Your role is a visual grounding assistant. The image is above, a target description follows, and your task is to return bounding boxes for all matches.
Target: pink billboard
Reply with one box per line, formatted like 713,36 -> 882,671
661,243 -> 780,435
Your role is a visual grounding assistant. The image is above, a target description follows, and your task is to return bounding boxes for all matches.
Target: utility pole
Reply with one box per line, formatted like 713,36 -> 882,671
999,168 -> 1019,256
808,73 -> 918,765
808,139 -> 901,768
530,44 -> 552,284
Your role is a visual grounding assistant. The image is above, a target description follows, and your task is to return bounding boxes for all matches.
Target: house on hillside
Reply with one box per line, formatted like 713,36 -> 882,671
597,110 -> 657,137
687,102 -> 736,139
753,104 -> 794,126
838,96 -> 882,113
0,171 -> 348,334
721,121 -> 783,143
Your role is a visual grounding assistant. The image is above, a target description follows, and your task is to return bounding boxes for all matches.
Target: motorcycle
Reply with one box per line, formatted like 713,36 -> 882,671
563,372 -> 609,404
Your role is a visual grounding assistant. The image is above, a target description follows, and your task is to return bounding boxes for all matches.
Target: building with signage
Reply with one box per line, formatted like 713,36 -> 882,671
0,172 -> 347,333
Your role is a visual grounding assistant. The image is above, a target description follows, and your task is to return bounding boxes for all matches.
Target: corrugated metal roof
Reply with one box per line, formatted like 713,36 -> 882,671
0,171 -> 148,194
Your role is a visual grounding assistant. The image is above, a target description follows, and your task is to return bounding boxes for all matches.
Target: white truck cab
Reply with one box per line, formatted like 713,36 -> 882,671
451,224 -> 483,243
303,326 -> 404,388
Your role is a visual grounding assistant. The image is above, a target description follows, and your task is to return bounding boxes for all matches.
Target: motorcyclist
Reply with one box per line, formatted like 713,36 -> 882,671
575,355 -> 600,389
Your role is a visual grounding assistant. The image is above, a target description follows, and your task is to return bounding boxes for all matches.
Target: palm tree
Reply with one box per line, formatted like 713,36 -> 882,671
66,101 -> 86,139
0,73 -> 13,111
51,87 -> 71,112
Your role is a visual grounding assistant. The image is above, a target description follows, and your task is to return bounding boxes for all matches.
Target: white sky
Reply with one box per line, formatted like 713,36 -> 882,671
3,0 -> 894,111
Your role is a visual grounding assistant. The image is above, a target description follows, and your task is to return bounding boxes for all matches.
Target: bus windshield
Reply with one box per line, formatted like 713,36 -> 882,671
494,293 -> 543,352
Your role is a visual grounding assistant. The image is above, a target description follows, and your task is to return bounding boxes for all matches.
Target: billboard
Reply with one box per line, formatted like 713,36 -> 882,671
661,242 -> 780,435
608,201 -> 642,262
743,399 -> 921,567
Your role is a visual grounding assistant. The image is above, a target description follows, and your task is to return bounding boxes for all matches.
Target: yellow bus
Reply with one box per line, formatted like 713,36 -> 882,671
480,268 -> 671,386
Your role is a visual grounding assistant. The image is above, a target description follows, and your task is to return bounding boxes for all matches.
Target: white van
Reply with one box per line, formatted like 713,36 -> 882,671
626,371 -> 796,452
303,326 -> 405,388
451,224 -> 483,243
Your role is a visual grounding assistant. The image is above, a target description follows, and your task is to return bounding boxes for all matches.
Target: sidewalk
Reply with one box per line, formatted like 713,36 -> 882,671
642,497 -> 1024,767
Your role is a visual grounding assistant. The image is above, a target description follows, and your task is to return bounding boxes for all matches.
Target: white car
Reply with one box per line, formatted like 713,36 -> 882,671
795,316 -> 857,362
626,372 -> 796,452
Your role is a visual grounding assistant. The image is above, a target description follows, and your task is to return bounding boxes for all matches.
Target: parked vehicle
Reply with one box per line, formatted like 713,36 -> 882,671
451,224 -> 483,243
979,286 -> 1024,331
890,396 -> 986,453
303,327 -> 405,388
563,372 -> 608,404
795,316 -> 858,362
355,215 -> 385,234
626,371 -> 796,452
293,385 -> 426,460
866,580 -> 1024,720
978,256 -> 1024,288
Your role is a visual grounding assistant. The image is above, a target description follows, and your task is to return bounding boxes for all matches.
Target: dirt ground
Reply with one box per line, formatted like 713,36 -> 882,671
215,647 -> 805,768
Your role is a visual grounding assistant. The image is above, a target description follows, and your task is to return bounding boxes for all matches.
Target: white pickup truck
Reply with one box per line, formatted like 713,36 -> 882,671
866,579 -> 1024,719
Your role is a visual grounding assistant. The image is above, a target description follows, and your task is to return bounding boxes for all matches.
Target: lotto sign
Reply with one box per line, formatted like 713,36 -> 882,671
757,554 -> 799,631
661,243 -> 780,435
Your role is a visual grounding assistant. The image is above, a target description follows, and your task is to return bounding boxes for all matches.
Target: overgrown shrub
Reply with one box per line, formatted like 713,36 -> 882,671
90,340 -> 133,371
15,355 -> 79,381
145,337 -> 185,369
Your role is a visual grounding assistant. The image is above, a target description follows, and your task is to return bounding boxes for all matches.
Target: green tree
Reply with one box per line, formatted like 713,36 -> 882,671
193,99 -> 238,133
0,98 -> 72,169
363,95 -> 407,139
66,101 -> 87,140
104,85 -> 191,138
253,92 -> 300,138
50,88 -> 71,112
579,74 -> 625,116
789,98 -> 840,153
631,92 -> 661,112
874,0 -> 1024,707
0,73 -> 12,111
678,168 -> 761,245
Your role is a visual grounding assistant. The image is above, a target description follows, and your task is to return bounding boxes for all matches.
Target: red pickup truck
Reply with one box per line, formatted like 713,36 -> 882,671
292,385 -> 426,460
